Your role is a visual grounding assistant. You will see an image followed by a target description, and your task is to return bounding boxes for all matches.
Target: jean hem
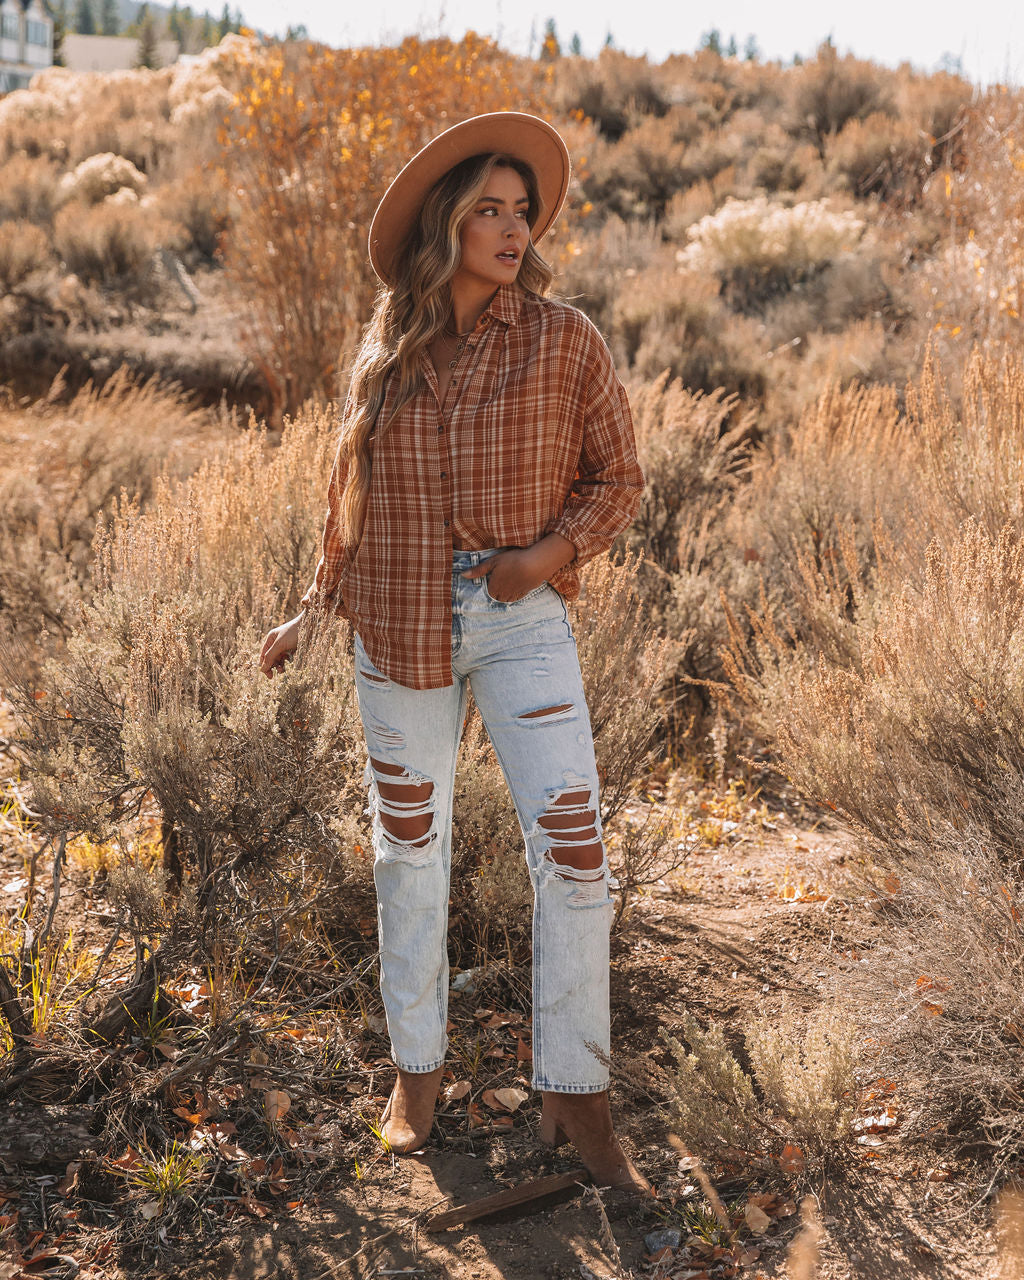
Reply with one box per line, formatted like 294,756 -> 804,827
532,1077 -> 609,1094
393,1054 -> 447,1073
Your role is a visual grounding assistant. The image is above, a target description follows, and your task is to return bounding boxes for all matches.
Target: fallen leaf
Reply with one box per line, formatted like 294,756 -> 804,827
515,1037 -> 533,1062
140,1200 -> 162,1220
778,1142 -> 806,1174
264,1090 -> 291,1123
492,1087 -> 529,1113
480,1012 -> 516,1030
744,1202 -> 771,1233
467,1102 -> 488,1129
927,1168 -> 951,1182
443,1080 -> 471,1103
108,1148 -> 142,1170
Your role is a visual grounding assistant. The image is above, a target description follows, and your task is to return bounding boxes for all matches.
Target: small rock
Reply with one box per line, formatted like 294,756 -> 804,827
644,1227 -> 681,1252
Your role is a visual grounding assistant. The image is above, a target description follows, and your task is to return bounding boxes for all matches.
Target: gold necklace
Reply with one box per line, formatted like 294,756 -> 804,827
440,323 -> 472,371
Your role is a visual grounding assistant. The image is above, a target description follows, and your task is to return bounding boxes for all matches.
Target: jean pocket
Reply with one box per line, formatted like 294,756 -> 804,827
481,576 -> 549,607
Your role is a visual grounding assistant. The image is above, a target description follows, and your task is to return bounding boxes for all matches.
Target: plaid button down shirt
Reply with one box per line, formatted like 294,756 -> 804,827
303,282 -> 645,689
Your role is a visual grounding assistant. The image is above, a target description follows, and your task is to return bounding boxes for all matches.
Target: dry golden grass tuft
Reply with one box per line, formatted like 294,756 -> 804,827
661,1003 -> 858,1171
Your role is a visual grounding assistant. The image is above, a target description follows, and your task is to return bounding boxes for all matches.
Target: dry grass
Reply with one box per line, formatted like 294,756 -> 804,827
661,1003 -> 858,1171
0,366 -> 219,643
721,353 -> 1024,1179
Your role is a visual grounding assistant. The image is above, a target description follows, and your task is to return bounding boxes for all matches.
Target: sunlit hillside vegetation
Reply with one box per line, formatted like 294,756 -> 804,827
2,31 -> 1024,1272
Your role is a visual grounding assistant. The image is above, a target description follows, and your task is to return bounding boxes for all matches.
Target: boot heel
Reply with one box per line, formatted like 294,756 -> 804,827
538,1111 -> 568,1148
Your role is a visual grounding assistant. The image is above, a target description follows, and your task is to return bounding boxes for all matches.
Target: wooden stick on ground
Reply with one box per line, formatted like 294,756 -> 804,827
424,1170 -> 590,1233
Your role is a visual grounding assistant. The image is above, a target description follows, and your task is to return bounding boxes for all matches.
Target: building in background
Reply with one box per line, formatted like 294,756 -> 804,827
63,32 -> 179,70
0,0 -> 53,91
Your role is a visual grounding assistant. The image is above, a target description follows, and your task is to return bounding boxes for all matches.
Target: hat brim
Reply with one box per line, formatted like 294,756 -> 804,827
368,112 -> 571,286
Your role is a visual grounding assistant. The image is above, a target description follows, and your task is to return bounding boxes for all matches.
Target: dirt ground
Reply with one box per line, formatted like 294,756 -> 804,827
145,804 -> 995,1280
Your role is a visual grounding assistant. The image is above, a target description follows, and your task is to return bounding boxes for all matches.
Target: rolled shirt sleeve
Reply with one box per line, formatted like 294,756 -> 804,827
549,324 -> 645,570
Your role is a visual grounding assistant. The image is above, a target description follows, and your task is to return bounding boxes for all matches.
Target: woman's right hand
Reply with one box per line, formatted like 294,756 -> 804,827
259,612 -> 304,678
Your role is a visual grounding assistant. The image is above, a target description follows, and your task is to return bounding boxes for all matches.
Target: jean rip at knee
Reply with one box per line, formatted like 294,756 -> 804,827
365,754 -> 440,868
528,772 -> 613,909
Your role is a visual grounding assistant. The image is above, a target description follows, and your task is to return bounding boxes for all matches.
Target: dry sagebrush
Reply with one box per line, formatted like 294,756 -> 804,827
0,368 -> 216,644
661,1005 -> 858,1170
723,400 -> 1024,1173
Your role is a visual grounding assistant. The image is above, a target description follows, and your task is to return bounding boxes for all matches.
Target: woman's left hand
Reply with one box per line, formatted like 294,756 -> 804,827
461,533 -> 576,602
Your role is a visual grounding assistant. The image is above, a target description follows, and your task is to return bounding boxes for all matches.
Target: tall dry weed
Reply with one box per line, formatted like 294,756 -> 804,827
720,351 -> 1024,1173
0,368 -> 214,643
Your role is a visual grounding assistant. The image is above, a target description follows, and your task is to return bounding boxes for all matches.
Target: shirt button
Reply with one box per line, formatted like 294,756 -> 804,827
440,471 -> 447,479
437,424 -> 443,433
444,519 -> 450,528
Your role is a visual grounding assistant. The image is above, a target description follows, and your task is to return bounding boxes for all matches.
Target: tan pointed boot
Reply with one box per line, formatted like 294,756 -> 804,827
380,1066 -> 445,1154
539,1090 -> 652,1193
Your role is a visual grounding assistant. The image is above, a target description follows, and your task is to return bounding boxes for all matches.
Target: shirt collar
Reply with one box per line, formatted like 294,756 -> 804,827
480,282 -> 526,330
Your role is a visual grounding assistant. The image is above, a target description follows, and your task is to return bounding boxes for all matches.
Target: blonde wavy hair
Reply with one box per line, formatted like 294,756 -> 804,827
335,153 -> 554,548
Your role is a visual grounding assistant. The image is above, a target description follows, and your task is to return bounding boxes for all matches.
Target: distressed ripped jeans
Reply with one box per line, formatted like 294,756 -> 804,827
354,548 -> 613,1093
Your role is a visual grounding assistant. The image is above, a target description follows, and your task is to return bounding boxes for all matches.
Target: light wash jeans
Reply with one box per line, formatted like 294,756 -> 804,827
353,548 -> 613,1093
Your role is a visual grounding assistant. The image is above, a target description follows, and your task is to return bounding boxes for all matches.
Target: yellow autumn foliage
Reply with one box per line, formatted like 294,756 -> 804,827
217,35 -> 556,417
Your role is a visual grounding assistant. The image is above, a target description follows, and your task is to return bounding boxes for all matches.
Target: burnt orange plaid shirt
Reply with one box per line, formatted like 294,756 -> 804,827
303,282 -> 645,689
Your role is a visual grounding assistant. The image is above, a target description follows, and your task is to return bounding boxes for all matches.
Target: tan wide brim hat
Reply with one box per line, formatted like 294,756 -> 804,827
368,111 -> 571,286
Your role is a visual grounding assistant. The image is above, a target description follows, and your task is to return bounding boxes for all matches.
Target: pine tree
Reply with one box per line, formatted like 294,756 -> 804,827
178,5 -> 197,53
134,5 -> 161,67
569,32 -> 582,56
99,0 -> 118,34
50,0 -> 67,64
539,16 -> 559,61
700,28 -> 722,55
168,0 -> 181,43
217,2 -> 230,37
744,34 -> 760,61
73,0 -> 95,35
725,34 -> 738,58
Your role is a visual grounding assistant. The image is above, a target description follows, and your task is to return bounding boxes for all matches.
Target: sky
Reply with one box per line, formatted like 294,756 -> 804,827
234,0 -> 1022,85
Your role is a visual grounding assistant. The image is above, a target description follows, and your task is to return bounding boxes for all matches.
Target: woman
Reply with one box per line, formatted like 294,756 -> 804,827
259,113 -> 647,1190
